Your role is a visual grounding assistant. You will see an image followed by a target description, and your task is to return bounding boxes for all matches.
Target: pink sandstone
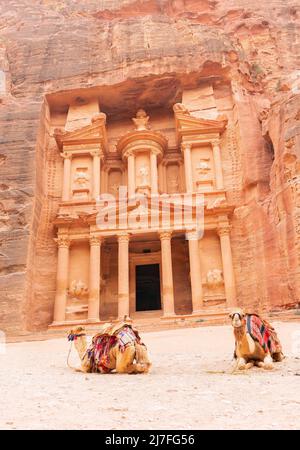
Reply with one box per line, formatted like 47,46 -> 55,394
0,0 -> 299,337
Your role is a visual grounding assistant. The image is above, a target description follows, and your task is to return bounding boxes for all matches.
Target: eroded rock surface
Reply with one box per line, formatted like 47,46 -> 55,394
0,0 -> 299,335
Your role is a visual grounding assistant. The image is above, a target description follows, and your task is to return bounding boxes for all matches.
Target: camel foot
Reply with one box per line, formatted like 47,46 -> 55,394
245,362 -> 254,370
237,358 -> 247,370
263,355 -> 274,370
256,361 -> 265,368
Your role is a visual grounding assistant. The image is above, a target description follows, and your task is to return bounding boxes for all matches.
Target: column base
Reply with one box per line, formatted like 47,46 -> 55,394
87,317 -> 100,323
160,312 -> 176,320
191,309 -> 203,315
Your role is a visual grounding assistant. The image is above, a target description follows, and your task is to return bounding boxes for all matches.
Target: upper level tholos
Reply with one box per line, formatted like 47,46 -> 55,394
52,88 -> 230,225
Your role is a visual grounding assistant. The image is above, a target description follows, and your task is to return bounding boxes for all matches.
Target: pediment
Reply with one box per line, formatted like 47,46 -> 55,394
173,105 -> 227,143
54,113 -> 108,151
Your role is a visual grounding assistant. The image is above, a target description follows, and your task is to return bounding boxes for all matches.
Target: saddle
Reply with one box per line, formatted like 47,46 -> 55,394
85,322 -> 143,373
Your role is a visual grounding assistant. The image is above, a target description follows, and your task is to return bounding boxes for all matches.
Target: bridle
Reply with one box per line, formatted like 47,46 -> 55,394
67,331 -> 86,369
67,332 -> 86,342
230,312 -> 246,328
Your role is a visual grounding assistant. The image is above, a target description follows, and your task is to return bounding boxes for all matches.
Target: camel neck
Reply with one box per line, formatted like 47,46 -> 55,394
74,336 -> 87,360
234,325 -> 246,342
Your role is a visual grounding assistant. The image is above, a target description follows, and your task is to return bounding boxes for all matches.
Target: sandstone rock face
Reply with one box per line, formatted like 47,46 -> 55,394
0,0 -> 299,335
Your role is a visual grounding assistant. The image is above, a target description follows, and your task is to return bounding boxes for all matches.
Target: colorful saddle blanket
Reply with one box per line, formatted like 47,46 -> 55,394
246,314 -> 282,355
85,325 -> 142,373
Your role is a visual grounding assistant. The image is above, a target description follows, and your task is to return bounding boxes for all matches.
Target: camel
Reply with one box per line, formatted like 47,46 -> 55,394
229,309 -> 284,370
67,322 -> 151,374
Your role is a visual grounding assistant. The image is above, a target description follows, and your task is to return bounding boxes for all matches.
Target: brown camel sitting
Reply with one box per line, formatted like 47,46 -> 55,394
229,309 -> 284,370
67,321 -> 151,374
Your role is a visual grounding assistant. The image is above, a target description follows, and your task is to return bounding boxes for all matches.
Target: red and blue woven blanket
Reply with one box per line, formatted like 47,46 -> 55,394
246,314 -> 282,355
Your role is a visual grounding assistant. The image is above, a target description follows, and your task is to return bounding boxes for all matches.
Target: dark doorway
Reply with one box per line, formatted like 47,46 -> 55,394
136,264 -> 161,311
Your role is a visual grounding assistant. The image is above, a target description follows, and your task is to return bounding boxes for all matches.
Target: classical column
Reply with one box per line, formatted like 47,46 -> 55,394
88,236 -> 102,321
92,150 -> 101,200
218,225 -> 236,307
187,230 -> 203,313
159,231 -> 175,316
150,150 -> 159,195
53,236 -> 70,323
127,151 -> 135,198
118,233 -> 130,319
182,143 -> 193,193
212,140 -> 224,190
61,153 -> 72,201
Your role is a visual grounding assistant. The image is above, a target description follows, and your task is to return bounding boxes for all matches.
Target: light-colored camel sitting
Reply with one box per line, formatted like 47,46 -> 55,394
67,322 -> 151,374
229,309 -> 284,370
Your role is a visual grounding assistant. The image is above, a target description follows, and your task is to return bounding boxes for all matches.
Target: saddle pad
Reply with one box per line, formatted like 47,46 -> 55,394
246,314 -> 282,355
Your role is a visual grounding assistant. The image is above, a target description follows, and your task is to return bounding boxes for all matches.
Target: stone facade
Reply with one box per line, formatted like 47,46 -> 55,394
0,1 -> 299,335
50,102 -> 235,325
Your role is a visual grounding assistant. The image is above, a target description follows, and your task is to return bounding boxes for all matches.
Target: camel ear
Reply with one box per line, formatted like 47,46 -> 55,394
228,313 -> 233,319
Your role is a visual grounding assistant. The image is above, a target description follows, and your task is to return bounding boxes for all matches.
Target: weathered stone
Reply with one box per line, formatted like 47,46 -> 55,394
0,0 -> 299,336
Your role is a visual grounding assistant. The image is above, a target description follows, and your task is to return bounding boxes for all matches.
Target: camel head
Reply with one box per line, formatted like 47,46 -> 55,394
67,326 -> 86,341
229,309 -> 246,328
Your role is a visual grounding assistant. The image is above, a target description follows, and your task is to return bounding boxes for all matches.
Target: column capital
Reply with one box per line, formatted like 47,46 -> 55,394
89,235 -> 103,246
186,229 -> 199,241
181,143 -> 192,152
124,149 -> 134,159
54,236 -> 71,248
159,230 -> 172,241
151,148 -> 160,156
211,139 -> 221,148
118,232 -> 130,243
61,152 -> 72,160
217,224 -> 231,237
90,150 -> 104,159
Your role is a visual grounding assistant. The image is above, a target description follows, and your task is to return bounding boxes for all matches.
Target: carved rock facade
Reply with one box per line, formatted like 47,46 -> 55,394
0,0 -> 299,334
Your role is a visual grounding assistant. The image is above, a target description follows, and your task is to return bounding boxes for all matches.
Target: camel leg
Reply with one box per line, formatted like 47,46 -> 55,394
115,346 -> 138,374
262,354 -> 274,370
244,362 -> 254,370
256,361 -> 265,368
237,357 -> 247,370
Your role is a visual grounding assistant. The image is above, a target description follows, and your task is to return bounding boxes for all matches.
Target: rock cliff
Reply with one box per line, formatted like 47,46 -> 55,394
0,0 -> 299,335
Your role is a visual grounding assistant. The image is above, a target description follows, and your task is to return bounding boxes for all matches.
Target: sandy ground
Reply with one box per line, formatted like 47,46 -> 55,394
0,321 -> 300,430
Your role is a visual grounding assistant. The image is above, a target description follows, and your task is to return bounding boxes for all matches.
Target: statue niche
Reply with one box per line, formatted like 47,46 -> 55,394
72,167 -> 90,200
166,163 -> 180,194
108,169 -> 123,196
195,157 -> 214,192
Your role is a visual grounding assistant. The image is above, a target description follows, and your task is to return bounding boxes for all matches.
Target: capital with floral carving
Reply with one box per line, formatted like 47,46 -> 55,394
118,232 -> 130,243
181,143 -> 192,152
159,230 -> 172,241
217,225 -> 231,237
89,235 -> 103,246
211,139 -> 221,148
54,236 -> 71,248
90,149 -> 104,159
185,229 -> 200,241
61,152 -> 72,160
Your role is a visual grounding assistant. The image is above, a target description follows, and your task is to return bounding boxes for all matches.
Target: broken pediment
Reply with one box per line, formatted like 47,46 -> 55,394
173,103 -> 228,144
54,113 -> 108,151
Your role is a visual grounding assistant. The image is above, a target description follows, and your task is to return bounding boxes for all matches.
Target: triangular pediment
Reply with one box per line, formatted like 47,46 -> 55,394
173,105 -> 227,143
54,113 -> 108,150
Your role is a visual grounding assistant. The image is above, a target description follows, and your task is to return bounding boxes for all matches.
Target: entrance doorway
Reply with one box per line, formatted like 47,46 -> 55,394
136,264 -> 161,311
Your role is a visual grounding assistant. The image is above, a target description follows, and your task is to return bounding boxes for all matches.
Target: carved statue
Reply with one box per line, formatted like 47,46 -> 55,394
74,169 -> 90,186
206,269 -> 223,287
139,165 -> 149,185
169,175 -> 179,193
132,109 -> 150,131
196,159 -> 210,178
68,280 -> 89,298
